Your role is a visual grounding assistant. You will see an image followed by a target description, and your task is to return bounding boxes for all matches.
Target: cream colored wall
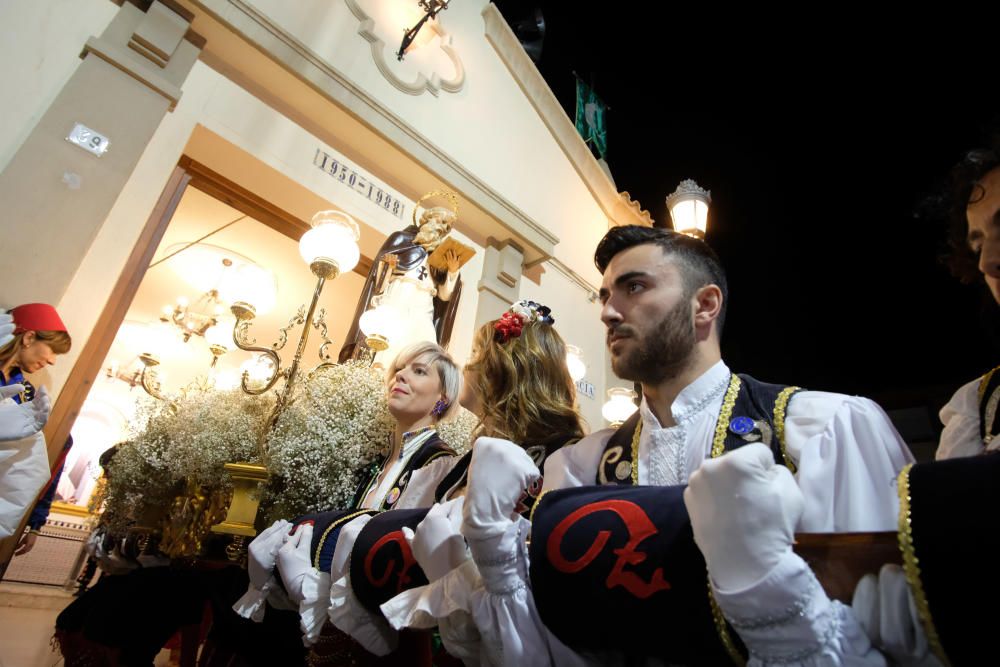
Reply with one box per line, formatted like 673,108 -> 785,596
4,0 -> 616,424
0,0 -> 117,172
50,61 -> 488,396
242,0 -> 609,284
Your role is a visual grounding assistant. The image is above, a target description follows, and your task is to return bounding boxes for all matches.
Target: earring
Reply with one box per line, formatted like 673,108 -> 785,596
432,399 -> 449,418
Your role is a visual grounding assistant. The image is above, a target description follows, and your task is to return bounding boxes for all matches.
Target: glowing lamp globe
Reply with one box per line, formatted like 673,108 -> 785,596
602,387 -> 638,426
299,210 -> 360,279
359,303 -> 400,352
666,179 -> 712,239
565,344 -> 587,382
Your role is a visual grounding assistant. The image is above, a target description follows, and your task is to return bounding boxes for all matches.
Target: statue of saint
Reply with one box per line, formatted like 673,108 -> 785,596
340,197 -> 466,365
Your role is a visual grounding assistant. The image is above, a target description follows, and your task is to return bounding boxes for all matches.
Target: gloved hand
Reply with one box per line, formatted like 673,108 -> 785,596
462,437 -> 540,542
0,385 -> 51,442
0,310 -> 13,349
684,443 -> 804,591
852,564 -> 944,667
404,498 -> 468,582
247,519 -> 291,589
276,523 -> 315,604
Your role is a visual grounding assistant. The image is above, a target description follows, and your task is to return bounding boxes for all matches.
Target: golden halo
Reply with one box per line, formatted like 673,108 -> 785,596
412,190 -> 459,226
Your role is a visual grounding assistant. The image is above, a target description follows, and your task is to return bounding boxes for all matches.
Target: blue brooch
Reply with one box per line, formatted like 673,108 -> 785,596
728,416 -> 756,436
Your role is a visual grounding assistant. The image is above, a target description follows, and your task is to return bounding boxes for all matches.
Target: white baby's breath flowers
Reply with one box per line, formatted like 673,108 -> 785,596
102,388 -> 273,535
263,361 -> 393,522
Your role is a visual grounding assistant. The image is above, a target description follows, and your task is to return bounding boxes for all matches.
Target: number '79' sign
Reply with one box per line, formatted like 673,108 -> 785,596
66,122 -> 110,157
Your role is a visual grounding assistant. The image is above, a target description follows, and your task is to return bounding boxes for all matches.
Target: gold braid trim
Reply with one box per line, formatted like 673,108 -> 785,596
631,419 -> 642,485
896,464 -> 952,666
773,386 -> 801,473
706,374 -> 748,664
977,365 -> 1000,402
710,375 -> 742,459
529,489 -> 550,524
708,579 -> 747,666
313,510 -> 375,570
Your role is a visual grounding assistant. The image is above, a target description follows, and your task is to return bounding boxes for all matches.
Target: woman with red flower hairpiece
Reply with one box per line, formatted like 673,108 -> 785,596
0,303 -> 72,539
375,299 -> 585,665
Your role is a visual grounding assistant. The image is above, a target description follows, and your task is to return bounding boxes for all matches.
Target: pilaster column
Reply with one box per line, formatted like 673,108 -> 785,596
0,1 -> 203,306
474,237 -> 524,328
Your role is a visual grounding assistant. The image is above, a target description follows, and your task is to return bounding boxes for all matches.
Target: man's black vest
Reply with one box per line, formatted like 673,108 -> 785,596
598,373 -> 803,486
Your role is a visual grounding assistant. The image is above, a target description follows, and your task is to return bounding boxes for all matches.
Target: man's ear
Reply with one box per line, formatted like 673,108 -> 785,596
693,285 -> 723,328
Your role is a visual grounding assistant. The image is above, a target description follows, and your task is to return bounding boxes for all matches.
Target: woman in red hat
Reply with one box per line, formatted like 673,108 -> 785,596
0,303 -> 71,539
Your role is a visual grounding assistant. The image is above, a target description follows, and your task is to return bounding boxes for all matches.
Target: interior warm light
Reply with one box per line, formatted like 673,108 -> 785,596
359,301 -> 400,352
298,210 -> 361,275
565,344 -> 587,382
602,387 -> 638,426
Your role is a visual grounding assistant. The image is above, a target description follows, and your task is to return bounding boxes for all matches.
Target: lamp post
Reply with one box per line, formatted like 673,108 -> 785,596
666,179 -> 712,238
212,211 -> 361,544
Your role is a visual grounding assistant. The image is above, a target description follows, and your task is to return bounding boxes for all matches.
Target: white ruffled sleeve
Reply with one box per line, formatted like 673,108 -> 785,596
393,455 -> 457,510
714,551 -> 886,666
381,559 -> 483,663
935,377 -> 983,460
784,392 -> 913,532
326,514 -> 398,655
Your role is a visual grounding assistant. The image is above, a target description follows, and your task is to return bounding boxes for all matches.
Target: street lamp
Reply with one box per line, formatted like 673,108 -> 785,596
666,179 -> 712,238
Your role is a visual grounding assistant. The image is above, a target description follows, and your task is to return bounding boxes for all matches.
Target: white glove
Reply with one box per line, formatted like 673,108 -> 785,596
276,523 -> 315,604
247,519 -> 291,589
0,310 -> 13,349
404,498 -> 468,582
852,564 -> 944,667
683,443 -> 804,592
462,437 -> 541,542
0,385 -> 51,442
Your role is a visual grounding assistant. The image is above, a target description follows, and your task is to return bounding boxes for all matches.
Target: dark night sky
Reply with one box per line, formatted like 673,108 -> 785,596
494,2 -> 1000,426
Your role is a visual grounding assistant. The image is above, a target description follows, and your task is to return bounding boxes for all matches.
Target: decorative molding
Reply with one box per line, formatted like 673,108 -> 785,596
481,4 -> 653,229
82,36 -> 185,108
344,0 -> 464,97
618,191 -> 654,227
188,0 -> 557,264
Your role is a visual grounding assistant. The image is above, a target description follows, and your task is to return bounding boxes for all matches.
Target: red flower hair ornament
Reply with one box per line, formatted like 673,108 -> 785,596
493,300 -> 554,343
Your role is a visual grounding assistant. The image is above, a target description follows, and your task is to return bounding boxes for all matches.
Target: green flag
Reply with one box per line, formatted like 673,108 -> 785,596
575,79 -> 608,159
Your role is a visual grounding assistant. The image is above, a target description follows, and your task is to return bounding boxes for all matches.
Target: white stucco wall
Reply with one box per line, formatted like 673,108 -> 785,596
242,0 -> 610,285
0,0 -> 117,172
2,0 -> 616,424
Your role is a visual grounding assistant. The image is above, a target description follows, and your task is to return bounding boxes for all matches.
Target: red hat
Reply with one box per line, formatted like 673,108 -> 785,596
10,303 -> 67,335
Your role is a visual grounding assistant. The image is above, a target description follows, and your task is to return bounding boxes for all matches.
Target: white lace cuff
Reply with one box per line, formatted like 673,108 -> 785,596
232,578 -> 273,622
467,518 -> 527,596
381,558 -> 480,630
713,551 -> 879,665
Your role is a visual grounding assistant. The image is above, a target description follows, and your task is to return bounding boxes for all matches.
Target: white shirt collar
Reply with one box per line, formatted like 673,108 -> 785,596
399,427 -> 436,460
639,360 -> 730,429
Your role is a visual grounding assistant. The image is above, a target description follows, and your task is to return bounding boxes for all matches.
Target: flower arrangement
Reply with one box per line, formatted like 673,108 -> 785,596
262,361 -> 394,522
101,388 -> 274,535
437,406 -> 477,455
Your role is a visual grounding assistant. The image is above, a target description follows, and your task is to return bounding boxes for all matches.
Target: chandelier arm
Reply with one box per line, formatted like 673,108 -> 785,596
312,309 -> 335,362
230,319 -> 283,395
274,306 -> 306,352
139,365 -> 178,413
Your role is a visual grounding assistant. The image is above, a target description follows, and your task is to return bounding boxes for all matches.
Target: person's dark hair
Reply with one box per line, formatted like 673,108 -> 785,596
594,225 -> 729,332
944,132 -> 1000,283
